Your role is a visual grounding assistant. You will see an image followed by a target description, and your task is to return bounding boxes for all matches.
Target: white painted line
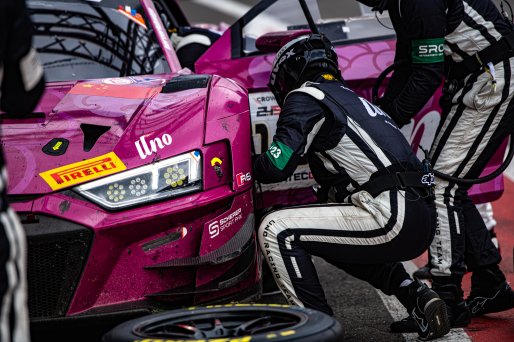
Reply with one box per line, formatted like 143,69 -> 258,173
376,261 -> 472,341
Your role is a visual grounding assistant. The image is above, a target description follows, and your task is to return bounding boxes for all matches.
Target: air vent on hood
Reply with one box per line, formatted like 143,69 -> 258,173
80,124 -> 110,152
161,75 -> 211,94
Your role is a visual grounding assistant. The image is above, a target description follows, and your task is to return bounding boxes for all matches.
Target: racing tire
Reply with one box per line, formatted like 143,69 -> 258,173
102,304 -> 343,342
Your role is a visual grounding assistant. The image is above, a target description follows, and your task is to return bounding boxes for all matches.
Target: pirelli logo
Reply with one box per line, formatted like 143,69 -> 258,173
40,152 -> 126,190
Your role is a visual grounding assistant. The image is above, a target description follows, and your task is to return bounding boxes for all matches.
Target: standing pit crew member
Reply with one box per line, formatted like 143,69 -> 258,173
1,0 -> 45,341
356,0 -> 514,331
255,34 -> 451,341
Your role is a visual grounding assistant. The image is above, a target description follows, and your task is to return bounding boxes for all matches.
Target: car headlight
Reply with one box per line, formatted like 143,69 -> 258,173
75,151 -> 202,209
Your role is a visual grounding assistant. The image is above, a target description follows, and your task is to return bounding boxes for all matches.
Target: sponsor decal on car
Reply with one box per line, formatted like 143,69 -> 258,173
42,138 -> 69,156
208,208 -> 243,239
208,221 -> 220,239
69,82 -> 161,99
116,5 -> 147,29
258,164 -> 316,192
236,172 -> 252,187
102,78 -> 133,85
128,76 -> 166,85
190,150 -> 201,162
135,133 -> 173,160
211,157 -> 223,177
249,92 -> 281,117
40,152 -> 126,190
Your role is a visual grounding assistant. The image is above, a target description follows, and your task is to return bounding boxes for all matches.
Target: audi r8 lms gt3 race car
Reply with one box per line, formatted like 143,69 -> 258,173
192,0 -> 507,209
0,0 -> 260,334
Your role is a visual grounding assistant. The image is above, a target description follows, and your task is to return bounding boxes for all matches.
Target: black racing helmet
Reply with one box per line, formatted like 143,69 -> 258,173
268,34 -> 342,106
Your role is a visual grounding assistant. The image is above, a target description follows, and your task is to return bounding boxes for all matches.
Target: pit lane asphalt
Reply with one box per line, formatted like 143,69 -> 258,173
259,257 -> 405,341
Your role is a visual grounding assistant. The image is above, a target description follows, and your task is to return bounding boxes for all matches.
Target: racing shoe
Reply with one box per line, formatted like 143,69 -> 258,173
413,262 -> 433,280
390,301 -> 469,333
392,280 -> 450,340
467,282 -> 514,316
392,283 -> 468,334
434,283 -> 472,328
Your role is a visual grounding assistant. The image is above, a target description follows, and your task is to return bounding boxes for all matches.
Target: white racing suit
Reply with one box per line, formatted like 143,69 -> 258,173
259,190 -> 435,315
378,0 -> 513,294
428,0 -> 514,288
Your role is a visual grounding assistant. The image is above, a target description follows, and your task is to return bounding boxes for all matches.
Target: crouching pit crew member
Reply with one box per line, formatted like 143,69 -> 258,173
255,34 -> 450,340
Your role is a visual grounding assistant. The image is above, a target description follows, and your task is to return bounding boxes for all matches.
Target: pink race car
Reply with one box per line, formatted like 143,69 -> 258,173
3,0 -> 259,331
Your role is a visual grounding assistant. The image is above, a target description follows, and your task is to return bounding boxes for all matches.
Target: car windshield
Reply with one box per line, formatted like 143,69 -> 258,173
242,0 -> 394,54
28,0 -> 170,82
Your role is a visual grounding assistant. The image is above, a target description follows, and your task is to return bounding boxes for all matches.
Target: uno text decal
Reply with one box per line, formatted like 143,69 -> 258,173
135,133 -> 172,160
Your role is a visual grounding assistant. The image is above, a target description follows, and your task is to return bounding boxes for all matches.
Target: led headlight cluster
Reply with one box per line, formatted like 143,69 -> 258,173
75,151 -> 202,209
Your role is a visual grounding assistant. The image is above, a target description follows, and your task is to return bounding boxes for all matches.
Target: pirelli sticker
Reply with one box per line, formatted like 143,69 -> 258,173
40,152 -> 126,190
412,38 -> 445,64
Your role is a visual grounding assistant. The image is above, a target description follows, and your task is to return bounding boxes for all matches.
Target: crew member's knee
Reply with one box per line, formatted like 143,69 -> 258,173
257,212 -> 279,247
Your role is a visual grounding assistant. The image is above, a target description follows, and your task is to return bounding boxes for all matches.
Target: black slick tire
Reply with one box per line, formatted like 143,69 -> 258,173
103,304 -> 343,342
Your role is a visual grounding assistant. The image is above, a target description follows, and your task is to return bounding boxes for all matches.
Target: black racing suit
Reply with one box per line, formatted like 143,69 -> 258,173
255,78 -> 436,315
377,0 -> 513,297
1,0 -> 44,340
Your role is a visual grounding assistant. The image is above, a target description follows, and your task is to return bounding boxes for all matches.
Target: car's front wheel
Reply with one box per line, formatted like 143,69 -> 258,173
102,304 -> 343,342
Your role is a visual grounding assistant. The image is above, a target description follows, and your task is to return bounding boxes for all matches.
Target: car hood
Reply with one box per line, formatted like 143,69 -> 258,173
2,75 -> 209,195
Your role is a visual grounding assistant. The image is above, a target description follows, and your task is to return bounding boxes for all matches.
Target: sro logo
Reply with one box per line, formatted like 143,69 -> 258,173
208,221 -> 220,239
236,172 -> 252,187
419,44 -> 444,55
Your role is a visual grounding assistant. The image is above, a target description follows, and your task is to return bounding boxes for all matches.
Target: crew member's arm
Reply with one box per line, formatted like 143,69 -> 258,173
380,0 -> 446,127
1,0 -> 44,116
254,93 -> 325,184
